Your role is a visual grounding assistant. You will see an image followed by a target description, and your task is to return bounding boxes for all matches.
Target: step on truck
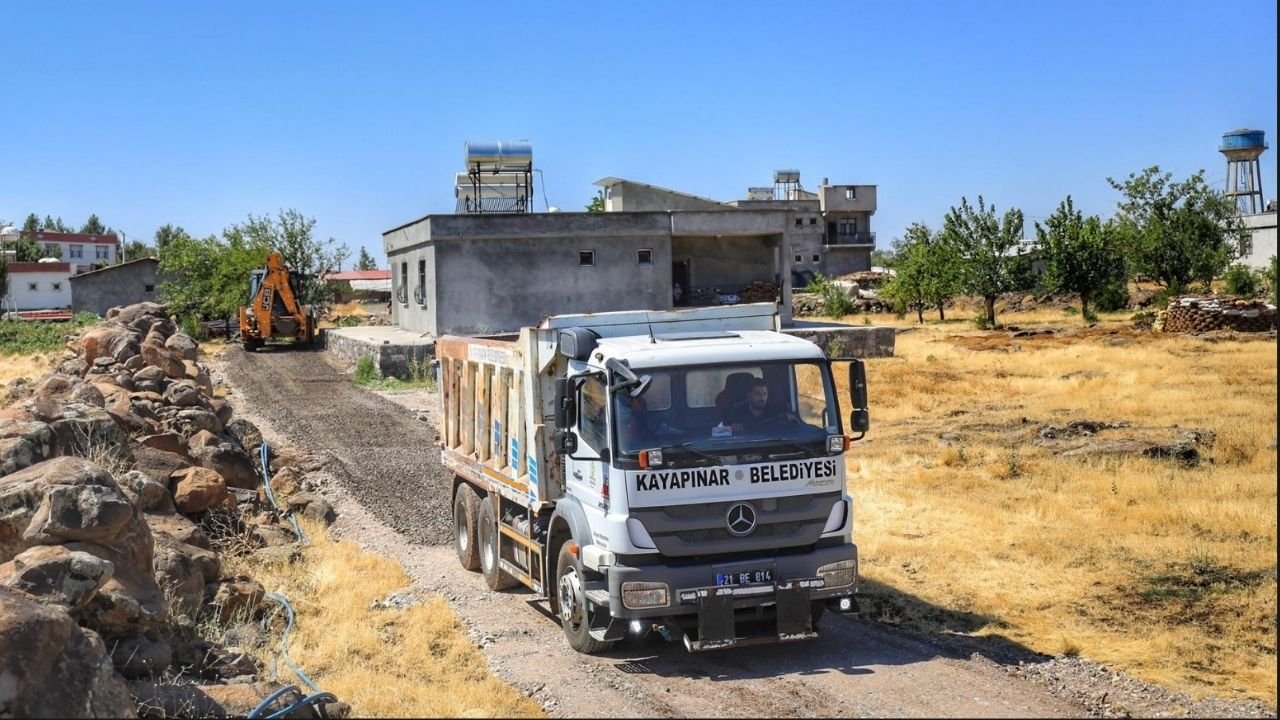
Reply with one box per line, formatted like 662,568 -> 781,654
437,303 -> 868,653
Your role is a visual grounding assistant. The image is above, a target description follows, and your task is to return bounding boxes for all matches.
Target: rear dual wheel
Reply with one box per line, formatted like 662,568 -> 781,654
478,499 -> 518,591
453,483 -> 480,571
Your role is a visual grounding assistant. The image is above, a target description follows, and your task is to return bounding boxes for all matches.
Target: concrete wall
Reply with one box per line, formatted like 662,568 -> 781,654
671,235 -> 777,288
823,246 -> 873,276
435,234 -> 673,335
69,260 -> 160,316
7,267 -> 72,310
819,185 -> 877,214
1238,211 -> 1277,269
604,182 -> 725,212
321,327 -> 434,379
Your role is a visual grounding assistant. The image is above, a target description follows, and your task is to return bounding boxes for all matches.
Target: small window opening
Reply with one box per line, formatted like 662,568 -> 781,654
845,188 -> 855,200
144,284 -> 155,293
28,282 -> 38,291
637,249 -> 653,265
812,254 -> 820,262
794,218 -> 803,227
809,217 -> 817,225
793,254 -> 802,263
579,250 -> 595,267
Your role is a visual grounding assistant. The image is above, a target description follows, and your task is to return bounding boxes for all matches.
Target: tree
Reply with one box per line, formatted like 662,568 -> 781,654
122,240 -> 155,261
225,209 -> 349,306
154,224 -> 191,252
1107,167 -> 1248,292
159,230 -> 271,322
356,247 -> 378,271
12,236 -> 43,262
586,190 -> 605,213
941,195 -> 1027,327
1035,196 -> 1127,320
22,214 -> 40,233
80,214 -> 107,235
881,223 -> 964,323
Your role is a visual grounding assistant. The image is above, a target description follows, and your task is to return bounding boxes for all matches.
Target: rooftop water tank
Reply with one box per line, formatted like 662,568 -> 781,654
464,141 -> 533,170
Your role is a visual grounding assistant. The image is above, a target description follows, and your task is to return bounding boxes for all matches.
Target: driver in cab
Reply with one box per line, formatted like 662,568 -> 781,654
726,378 -> 797,434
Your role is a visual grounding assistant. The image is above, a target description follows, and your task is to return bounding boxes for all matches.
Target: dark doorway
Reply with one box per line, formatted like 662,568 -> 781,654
672,260 -> 690,306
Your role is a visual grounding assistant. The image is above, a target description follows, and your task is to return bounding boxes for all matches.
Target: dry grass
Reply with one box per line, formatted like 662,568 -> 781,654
838,306 -> 1277,704
0,351 -> 57,402
234,522 -> 543,718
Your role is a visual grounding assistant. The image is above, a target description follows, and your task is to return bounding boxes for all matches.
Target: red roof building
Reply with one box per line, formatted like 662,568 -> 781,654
325,269 -> 391,281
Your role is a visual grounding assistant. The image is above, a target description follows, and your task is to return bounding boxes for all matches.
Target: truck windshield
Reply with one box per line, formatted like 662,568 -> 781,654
612,360 -> 840,459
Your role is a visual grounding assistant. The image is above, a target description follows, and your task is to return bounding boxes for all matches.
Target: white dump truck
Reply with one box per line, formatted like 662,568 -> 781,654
437,303 -> 868,653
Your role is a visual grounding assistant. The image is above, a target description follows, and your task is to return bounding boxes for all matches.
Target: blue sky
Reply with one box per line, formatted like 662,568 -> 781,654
2,0 -> 1275,265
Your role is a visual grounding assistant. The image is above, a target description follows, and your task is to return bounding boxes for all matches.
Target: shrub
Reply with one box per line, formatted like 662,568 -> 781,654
804,274 -> 857,318
1222,263 -> 1260,298
1092,276 -> 1130,312
353,354 -> 378,385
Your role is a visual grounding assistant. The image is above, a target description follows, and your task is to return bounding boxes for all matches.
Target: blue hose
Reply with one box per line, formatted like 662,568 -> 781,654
265,692 -> 340,719
258,441 -> 307,544
246,684 -> 300,719
264,591 -> 323,694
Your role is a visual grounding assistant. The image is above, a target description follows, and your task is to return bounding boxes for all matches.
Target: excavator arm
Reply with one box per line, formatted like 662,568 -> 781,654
239,252 -> 315,351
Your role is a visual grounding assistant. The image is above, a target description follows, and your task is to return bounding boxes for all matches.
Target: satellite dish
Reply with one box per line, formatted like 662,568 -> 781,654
547,206 -> 560,213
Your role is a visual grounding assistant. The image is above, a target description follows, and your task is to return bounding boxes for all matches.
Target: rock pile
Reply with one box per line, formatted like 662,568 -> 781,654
0,302 -> 343,718
1159,296 -> 1278,333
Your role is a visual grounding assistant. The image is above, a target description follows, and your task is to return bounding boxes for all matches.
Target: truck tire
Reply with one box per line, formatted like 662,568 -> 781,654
453,484 -> 481,571
556,542 -> 614,655
478,499 -> 517,591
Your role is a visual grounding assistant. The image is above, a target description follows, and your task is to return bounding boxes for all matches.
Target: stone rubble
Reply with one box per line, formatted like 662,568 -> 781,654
0,302 -> 346,719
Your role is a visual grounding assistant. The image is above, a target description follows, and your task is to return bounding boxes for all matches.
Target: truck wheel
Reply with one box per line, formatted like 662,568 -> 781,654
478,499 -> 517,591
243,339 -> 261,353
556,542 -> 614,654
453,484 -> 481,571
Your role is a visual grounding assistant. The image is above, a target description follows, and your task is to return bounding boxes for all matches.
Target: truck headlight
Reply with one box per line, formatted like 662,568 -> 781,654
621,582 -> 670,609
817,559 -> 857,590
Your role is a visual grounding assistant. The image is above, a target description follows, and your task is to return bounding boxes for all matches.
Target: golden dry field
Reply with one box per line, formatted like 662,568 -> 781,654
834,306 -> 1277,704
233,521 -> 544,719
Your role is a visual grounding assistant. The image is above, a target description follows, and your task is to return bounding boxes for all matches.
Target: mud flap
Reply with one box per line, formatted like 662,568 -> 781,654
776,581 -> 812,637
697,587 -> 736,646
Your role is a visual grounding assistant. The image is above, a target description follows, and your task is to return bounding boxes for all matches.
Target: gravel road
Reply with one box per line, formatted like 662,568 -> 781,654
217,345 -> 1276,719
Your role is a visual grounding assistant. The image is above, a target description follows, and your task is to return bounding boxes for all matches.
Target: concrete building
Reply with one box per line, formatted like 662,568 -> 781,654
19,230 -> 119,274
68,258 -> 161,316
384,169 -> 877,338
384,209 -> 795,337
1237,208 -> 1277,269
4,261 -> 73,311
324,269 -> 392,303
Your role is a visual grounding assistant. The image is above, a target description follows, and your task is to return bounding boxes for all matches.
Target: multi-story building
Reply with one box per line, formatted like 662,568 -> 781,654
19,230 -> 119,274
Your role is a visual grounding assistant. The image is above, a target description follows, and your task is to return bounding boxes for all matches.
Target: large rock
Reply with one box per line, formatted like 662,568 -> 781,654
131,445 -> 191,486
32,374 -> 104,408
153,540 -> 214,619
170,467 -> 228,514
209,399 -> 234,428
0,545 -> 114,609
107,632 -> 172,679
165,333 -> 199,362
0,586 -> 137,718
137,432 -> 189,457
173,407 -> 222,437
163,380 -> 204,408
0,417 -> 54,465
0,458 -> 144,561
0,436 -> 41,477
223,418 -> 263,453
171,641 -> 260,681
206,576 -> 265,624
286,492 -> 336,526
46,403 -> 131,461
191,444 -> 259,490
109,301 -> 168,327
116,470 -> 176,515
80,325 -> 141,366
141,339 -> 185,380
145,512 -> 212,551
68,540 -> 168,637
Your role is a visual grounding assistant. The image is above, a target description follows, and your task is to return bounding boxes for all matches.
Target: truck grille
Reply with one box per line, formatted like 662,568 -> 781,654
629,492 -> 840,558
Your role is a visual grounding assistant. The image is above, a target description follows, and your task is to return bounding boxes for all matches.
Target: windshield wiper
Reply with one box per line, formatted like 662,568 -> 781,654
732,437 -> 824,457
669,441 -> 725,463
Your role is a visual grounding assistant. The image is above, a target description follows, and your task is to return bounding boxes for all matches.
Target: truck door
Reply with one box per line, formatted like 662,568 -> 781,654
567,371 -> 611,517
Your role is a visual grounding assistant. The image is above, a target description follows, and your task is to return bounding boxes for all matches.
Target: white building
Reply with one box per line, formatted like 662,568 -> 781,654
4,261 -> 73,311
19,230 -> 118,274
1238,209 -> 1277,269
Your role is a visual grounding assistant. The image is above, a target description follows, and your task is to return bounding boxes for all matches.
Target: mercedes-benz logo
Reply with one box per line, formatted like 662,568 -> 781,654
725,502 -> 758,537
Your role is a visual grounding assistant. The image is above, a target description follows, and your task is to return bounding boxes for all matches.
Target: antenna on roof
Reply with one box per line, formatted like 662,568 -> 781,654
646,312 -> 656,344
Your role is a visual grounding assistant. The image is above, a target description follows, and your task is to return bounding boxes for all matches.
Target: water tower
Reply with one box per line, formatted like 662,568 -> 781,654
1220,129 -> 1267,214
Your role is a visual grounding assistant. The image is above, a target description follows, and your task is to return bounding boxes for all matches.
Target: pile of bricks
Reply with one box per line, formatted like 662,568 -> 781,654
739,281 -> 779,304
1159,296 -> 1277,333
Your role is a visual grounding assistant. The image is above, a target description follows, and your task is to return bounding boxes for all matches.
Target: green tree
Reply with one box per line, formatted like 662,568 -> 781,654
941,195 -> 1027,327
41,215 -> 55,231
870,248 -> 896,268
226,209 -> 349,305
80,214 -> 107,235
121,240 -> 155,262
41,244 -> 62,260
12,236 -> 43,262
159,230 -> 271,322
1035,196 -> 1127,320
22,214 -> 40,233
586,190 -> 605,213
153,224 -> 191,252
356,246 -> 378,270
1107,167 -> 1248,292
882,223 -> 964,323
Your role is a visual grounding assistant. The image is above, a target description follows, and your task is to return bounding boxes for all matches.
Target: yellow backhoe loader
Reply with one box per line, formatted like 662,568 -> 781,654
239,252 -> 316,351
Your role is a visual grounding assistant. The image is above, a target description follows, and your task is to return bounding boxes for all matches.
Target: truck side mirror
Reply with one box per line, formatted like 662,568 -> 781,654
554,378 -> 577,429
554,428 -> 578,455
847,359 -> 869,434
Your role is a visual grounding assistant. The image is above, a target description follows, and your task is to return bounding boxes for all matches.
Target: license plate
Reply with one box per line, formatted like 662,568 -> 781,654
715,569 -> 774,586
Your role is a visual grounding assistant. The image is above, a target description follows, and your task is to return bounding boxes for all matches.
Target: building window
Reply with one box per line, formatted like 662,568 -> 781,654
845,188 -> 856,200
44,244 -> 57,255
69,245 -> 83,259
578,250 -> 595,267
95,245 -> 109,259
52,282 -> 63,291
839,218 -> 859,235
809,217 -> 817,225
27,282 -> 38,291
637,249 -> 653,265
400,262 -> 408,304
417,259 -> 427,306
793,254 -> 802,263
812,254 -> 820,262
794,218 -> 803,227
144,284 -> 155,293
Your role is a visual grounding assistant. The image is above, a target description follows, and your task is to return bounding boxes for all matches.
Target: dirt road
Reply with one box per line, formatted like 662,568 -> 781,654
219,346 -> 1260,719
